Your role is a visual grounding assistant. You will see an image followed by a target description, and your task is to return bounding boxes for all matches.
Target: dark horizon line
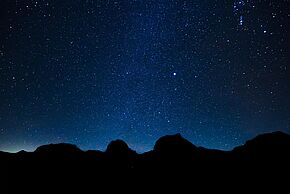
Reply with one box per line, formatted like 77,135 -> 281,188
1,130 -> 289,154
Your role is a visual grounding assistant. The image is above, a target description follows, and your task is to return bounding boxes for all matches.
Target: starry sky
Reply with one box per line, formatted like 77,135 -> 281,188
0,0 -> 289,153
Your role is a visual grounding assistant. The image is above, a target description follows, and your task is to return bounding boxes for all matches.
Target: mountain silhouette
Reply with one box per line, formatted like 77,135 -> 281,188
35,143 -> 83,154
105,139 -> 138,169
106,139 -> 137,157
232,131 -> 290,162
148,133 -> 198,167
234,131 -> 290,152
153,133 -> 197,154
1,131 -> 290,164
1,131 -> 290,185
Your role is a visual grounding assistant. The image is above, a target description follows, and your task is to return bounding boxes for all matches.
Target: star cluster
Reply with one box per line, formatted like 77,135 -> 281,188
0,0 -> 289,152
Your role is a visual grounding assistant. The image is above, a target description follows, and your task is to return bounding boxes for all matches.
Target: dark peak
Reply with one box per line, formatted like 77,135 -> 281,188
106,140 -> 136,156
154,133 -> 196,153
17,150 -> 27,154
246,131 -> 290,144
253,131 -> 288,137
271,131 -> 288,135
35,143 -> 83,154
234,131 -> 290,152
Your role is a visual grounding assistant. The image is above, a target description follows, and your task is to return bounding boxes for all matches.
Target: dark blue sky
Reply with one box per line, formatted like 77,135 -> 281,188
0,0 -> 289,152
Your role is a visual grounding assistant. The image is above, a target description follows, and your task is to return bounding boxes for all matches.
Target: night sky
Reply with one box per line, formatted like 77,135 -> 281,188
0,0 -> 289,153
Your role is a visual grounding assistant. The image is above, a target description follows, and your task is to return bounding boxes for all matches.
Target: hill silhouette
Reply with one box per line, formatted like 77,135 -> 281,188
1,131 -> 290,164
1,131 -> 290,186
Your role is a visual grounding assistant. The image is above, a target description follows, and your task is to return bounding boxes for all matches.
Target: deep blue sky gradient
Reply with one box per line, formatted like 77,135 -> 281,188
0,0 -> 289,152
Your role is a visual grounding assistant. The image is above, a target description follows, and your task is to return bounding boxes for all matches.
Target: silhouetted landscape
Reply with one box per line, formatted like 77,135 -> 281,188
1,131 -> 290,174
1,131 -> 290,190
1,1 -> 290,190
